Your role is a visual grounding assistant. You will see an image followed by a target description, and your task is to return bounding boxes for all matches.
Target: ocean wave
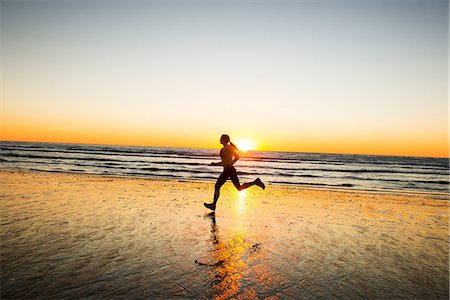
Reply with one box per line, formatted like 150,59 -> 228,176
3,152 -> 447,176
3,144 -> 447,169
0,146 -> 218,159
241,164 -> 449,175
0,152 -> 210,165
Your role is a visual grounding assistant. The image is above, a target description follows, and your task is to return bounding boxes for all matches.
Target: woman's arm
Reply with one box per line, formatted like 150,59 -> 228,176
211,148 -> 224,166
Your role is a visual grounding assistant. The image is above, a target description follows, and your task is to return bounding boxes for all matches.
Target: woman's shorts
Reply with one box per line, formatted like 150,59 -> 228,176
216,166 -> 239,187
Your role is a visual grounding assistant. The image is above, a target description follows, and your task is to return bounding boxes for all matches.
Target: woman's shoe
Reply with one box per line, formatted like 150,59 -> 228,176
255,178 -> 265,190
204,202 -> 216,211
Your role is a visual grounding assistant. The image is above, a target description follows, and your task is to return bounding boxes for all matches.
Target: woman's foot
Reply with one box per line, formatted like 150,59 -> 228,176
255,178 -> 265,190
204,202 -> 216,211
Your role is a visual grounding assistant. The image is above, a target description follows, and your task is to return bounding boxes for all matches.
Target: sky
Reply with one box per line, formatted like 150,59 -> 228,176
1,0 -> 448,157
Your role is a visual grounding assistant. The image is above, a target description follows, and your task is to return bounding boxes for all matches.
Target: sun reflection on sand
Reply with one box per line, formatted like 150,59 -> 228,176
204,213 -> 257,299
237,190 -> 247,216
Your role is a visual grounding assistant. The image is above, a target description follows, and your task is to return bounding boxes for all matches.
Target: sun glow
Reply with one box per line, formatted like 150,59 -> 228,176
234,139 -> 256,152
237,189 -> 247,215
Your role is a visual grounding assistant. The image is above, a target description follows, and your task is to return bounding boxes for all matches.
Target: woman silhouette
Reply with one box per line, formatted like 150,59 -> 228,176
204,134 -> 265,211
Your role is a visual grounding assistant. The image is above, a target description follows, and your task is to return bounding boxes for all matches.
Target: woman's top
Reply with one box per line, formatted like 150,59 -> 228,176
220,145 -> 236,168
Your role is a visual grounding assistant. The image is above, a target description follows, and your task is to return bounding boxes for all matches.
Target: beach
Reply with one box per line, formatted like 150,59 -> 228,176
0,169 -> 448,299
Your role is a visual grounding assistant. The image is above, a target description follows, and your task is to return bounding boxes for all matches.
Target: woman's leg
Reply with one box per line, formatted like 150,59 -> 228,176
230,169 -> 257,191
205,169 -> 265,210
213,172 -> 228,205
204,172 -> 228,210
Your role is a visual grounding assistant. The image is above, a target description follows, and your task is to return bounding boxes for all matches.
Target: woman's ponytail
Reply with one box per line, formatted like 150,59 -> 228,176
220,134 -> 238,150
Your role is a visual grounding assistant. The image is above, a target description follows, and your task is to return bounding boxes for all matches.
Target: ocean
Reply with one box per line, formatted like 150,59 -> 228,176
0,141 -> 448,195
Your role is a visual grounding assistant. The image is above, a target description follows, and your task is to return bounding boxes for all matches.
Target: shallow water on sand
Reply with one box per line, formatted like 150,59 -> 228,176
1,170 -> 448,299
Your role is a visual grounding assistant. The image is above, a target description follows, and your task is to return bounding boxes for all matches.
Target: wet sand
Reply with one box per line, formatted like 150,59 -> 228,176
0,169 -> 448,299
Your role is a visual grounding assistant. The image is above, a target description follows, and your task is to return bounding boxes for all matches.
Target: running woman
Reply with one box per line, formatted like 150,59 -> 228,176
204,134 -> 265,211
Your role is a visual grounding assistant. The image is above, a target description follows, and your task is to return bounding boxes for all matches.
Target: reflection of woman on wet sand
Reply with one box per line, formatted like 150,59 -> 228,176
199,214 -> 256,299
204,134 -> 265,211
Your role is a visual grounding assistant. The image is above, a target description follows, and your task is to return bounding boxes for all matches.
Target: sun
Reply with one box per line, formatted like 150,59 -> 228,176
234,139 -> 256,152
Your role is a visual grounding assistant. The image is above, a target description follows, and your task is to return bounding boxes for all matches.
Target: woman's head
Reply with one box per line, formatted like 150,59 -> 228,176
220,134 -> 230,145
220,134 -> 237,150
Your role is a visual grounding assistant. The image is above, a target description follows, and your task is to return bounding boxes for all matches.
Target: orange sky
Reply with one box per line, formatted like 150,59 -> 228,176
2,115 -> 448,158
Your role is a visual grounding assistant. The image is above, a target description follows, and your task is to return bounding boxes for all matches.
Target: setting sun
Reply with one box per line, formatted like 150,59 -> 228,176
234,139 -> 256,152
